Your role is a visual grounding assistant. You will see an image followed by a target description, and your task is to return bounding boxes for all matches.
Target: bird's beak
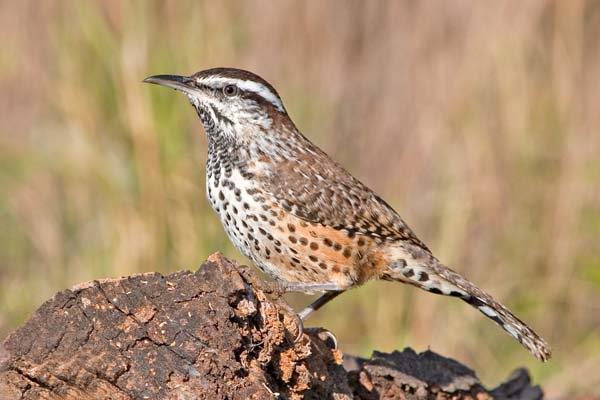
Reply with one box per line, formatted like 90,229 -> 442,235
143,74 -> 196,94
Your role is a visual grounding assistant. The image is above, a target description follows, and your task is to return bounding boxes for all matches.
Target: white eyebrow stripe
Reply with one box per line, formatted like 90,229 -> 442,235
197,76 -> 284,112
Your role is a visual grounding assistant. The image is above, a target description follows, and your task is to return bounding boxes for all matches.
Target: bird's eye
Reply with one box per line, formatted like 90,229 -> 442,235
223,85 -> 238,97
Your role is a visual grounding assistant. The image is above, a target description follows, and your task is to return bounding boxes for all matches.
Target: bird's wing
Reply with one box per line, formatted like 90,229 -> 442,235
257,147 -> 431,252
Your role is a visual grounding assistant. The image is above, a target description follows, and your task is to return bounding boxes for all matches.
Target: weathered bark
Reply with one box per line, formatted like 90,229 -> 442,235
0,253 -> 544,399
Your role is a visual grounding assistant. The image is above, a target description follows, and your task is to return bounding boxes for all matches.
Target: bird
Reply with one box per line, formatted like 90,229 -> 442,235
144,67 -> 551,361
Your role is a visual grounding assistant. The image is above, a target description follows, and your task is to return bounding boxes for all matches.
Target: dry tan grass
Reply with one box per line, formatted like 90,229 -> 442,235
0,1 -> 599,395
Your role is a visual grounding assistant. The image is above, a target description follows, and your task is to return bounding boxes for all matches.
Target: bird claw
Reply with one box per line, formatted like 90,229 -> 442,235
289,314 -> 338,350
303,327 -> 339,350
292,312 -> 304,342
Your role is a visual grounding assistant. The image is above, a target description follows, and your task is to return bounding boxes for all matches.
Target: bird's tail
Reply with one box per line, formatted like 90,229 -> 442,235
384,258 -> 551,361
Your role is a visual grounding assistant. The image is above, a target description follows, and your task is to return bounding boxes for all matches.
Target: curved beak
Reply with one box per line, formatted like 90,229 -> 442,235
143,74 -> 195,94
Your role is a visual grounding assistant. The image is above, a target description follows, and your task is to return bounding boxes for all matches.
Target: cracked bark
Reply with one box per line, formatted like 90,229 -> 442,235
0,253 -> 545,399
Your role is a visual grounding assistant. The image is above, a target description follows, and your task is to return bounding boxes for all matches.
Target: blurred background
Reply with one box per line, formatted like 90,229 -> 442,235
1,1 -> 599,396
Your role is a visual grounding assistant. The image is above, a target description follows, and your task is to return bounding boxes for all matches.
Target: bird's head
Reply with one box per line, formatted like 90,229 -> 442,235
144,68 -> 289,141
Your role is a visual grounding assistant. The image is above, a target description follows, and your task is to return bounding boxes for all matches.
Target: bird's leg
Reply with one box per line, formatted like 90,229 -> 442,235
283,290 -> 343,344
279,282 -> 343,294
276,282 -> 345,346
276,282 -> 344,319
298,290 -> 344,320
295,291 -> 344,349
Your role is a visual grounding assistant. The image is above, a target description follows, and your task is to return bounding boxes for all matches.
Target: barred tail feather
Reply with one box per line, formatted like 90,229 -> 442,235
387,259 -> 552,361
433,263 -> 551,361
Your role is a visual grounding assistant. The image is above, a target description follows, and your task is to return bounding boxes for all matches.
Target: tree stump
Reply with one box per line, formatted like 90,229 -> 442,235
0,253 -> 544,399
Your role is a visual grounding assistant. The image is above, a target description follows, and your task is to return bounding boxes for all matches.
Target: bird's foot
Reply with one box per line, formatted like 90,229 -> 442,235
303,327 -> 339,350
291,311 -> 304,343
289,312 -> 338,350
